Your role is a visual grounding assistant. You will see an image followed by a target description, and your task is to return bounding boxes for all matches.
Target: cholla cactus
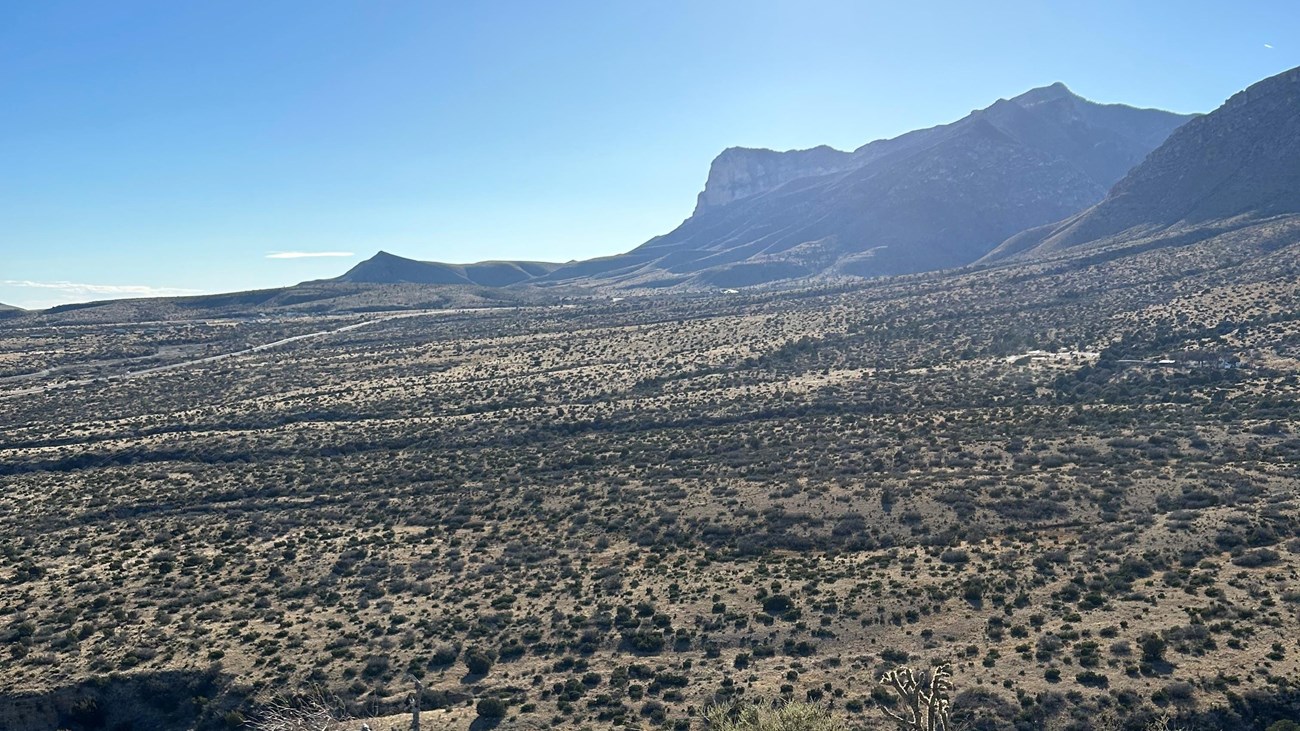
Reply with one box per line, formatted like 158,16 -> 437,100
877,663 -> 952,731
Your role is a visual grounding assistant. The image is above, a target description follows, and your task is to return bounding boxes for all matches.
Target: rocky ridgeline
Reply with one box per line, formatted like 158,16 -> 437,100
982,64 -> 1300,262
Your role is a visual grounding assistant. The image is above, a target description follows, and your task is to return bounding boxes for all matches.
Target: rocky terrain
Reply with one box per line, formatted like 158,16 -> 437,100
3,65 -> 1300,731
594,83 -> 1191,288
5,200 -> 1300,730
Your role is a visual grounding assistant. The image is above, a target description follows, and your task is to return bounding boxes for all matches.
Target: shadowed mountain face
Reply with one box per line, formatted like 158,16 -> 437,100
691,82 -> 1189,217
529,83 -> 1191,288
0,303 -> 23,319
983,65 -> 1300,264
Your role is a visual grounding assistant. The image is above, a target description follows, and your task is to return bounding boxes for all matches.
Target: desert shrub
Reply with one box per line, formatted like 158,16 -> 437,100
623,629 -> 666,653
476,697 -> 507,720
704,699 -> 844,731
1231,548 -> 1280,567
429,643 -> 459,667
464,648 -> 493,675
1140,633 -> 1167,664
1075,670 -> 1109,688
762,594 -> 796,615
939,549 -> 969,565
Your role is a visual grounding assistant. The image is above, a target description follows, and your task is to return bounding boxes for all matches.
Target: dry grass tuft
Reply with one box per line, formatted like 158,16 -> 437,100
704,700 -> 845,731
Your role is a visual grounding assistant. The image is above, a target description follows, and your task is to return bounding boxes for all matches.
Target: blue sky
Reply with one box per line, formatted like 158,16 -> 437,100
2,1 -> 1296,308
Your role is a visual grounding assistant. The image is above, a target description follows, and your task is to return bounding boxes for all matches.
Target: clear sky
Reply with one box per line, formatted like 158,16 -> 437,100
2,1 -> 1296,308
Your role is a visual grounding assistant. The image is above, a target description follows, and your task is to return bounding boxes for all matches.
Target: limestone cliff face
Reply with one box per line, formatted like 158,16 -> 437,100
690,83 -> 1191,222
693,145 -> 855,214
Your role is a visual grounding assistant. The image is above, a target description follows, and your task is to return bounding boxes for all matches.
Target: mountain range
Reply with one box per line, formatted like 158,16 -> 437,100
338,82 -> 1192,290
7,66 -> 1300,320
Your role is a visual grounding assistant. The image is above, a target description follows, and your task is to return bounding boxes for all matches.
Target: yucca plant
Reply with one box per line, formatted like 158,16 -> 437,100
876,663 -> 952,731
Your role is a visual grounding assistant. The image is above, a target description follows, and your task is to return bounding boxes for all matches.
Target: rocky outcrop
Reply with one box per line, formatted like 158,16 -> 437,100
693,145 -> 856,214
0,668 -> 247,731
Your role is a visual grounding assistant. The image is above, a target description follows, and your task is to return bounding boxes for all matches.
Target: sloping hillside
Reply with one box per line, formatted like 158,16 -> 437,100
336,251 -> 562,287
982,65 -> 1300,264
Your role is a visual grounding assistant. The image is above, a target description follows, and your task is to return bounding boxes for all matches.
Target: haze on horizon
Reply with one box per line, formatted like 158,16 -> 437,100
2,0 -> 1297,309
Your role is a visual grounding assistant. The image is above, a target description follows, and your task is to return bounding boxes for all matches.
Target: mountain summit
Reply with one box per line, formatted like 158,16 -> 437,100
983,65 -> 1300,263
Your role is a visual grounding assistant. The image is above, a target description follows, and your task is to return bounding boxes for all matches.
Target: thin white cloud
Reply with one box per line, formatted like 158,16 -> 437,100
1265,43 -> 1274,49
265,251 -> 355,259
0,280 -> 207,310
1,280 -> 203,297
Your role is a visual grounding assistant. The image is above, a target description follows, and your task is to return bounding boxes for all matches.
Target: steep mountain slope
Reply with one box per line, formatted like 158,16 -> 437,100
0,303 -> 24,320
693,83 -> 1188,217
532,83 -> 1191,288
596,117 -> 1106,287
982,65 -> 1300,263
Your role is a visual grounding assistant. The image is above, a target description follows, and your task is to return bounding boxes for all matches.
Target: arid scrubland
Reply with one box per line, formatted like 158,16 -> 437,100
2,229 -> 1300,730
